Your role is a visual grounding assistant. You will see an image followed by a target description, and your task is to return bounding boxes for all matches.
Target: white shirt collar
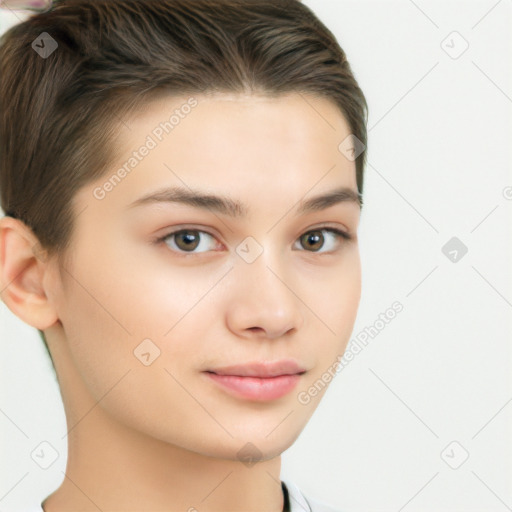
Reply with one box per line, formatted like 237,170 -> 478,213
282,478 -> 313,512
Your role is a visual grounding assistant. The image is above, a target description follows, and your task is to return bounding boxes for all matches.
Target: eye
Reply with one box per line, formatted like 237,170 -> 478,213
155,226 -> 352,256
293,228 -> 351,253
159,229 -> 220,255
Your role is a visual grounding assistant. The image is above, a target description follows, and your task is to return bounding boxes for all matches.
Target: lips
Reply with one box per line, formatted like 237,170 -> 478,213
203,359 -> 307,401
205,359 -> 306,378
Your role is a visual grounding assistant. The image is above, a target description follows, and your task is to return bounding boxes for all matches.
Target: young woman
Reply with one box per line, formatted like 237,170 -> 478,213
0,1 -> 368,510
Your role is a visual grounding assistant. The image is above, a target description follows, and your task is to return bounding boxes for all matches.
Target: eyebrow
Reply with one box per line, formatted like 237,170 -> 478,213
126,185 -> 362,216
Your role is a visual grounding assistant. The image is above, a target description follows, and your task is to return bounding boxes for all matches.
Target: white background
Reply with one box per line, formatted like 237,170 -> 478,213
1,1 -> 511,511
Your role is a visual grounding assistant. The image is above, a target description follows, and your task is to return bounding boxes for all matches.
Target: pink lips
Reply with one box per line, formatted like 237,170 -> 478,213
203,360 -> 306,401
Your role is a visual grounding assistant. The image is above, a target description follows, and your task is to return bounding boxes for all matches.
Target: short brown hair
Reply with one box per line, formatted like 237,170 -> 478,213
0,0 -> 368,356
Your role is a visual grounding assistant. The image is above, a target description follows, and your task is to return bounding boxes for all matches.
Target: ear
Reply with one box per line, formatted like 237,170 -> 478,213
0,216 -> 59,330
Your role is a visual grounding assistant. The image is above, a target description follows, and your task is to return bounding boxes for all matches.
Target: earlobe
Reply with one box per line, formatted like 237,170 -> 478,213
0,216 -> 59,330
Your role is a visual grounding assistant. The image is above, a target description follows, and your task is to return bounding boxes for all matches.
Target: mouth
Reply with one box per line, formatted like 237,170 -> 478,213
202,360 -> 307,401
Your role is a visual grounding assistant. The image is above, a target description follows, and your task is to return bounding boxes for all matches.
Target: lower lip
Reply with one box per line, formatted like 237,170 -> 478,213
204,372 -> 302,401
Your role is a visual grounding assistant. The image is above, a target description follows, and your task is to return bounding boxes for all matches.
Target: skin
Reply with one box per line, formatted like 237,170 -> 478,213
0,92 -> 362,511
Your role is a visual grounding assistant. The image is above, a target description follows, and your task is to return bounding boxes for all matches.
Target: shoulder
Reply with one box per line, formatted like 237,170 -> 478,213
282,478 -> 345,512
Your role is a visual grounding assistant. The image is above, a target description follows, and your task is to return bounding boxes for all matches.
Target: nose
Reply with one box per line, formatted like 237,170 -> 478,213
225,252 -> 304,340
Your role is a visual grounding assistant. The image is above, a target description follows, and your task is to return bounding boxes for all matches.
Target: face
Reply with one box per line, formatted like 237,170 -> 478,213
50,92 -> 362,461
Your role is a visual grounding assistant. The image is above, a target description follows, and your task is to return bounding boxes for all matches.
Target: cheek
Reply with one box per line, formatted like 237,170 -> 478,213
306,249 -> 361,308
302,254 -> 361,359
57,254 -> 208,385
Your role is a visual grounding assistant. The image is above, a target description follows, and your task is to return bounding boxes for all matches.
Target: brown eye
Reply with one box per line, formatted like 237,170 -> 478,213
174,230 -> 200,251
162,229 -> 218,254
300,230 -> 324,252
295,228 -> 350,253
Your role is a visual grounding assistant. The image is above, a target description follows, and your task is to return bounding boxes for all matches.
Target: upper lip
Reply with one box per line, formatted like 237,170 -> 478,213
206,360 -> 306,378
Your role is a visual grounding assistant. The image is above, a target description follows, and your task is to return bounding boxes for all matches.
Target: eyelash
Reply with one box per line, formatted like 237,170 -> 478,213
154,226 -> 352,257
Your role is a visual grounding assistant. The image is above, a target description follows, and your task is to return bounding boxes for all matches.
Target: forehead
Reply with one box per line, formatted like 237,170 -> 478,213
121,91 -> 353,155
75,92 -> 359,220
